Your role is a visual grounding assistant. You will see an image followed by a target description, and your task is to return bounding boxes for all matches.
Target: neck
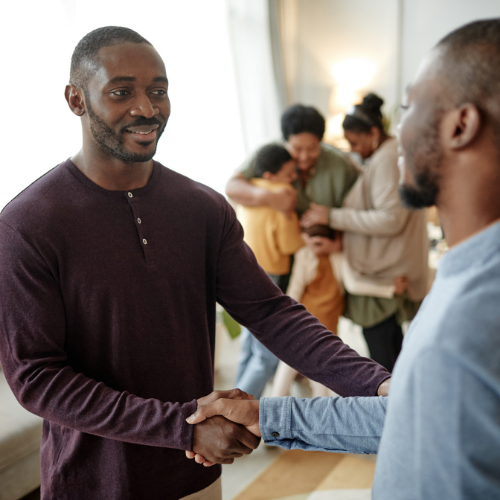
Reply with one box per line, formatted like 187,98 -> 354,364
72,141 -> 154,191
437,148 -> 500,247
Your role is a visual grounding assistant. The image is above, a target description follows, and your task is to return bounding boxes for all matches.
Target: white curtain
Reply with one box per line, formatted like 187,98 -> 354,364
226,0 -> 286,154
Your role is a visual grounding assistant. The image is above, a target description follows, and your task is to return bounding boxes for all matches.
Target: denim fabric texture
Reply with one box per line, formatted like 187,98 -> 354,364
260,396 -> 385,454
235,328 -> 279,399
260,221 -> 500,499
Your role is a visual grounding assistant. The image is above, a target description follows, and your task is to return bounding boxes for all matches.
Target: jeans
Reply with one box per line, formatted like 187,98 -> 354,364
234,272 -> 288,399
235,328 -> 279,399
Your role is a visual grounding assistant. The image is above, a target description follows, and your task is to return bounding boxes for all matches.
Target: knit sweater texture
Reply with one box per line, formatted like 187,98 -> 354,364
0,159 -> 390,499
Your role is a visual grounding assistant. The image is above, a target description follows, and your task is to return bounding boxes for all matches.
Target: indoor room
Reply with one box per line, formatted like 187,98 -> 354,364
1,1 -> 500,499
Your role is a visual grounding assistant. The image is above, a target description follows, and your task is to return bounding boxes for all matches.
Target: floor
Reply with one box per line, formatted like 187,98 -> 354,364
214,317 -> 371,500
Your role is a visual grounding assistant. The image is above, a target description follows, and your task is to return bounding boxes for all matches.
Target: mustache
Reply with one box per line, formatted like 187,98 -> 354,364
121,116 -> 163,132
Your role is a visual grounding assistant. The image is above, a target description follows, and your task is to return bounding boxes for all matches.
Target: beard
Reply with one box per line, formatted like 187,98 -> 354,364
86,96 -> 165,163
399,112 -> 443,209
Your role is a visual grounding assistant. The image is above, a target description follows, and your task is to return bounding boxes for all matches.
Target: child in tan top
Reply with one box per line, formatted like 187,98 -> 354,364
235,145 -> 304,399
272,224 -> 344,398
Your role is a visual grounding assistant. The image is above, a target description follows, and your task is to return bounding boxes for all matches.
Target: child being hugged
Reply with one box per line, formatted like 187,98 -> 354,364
272,224 -> 409,398
235,144 -> 304,399
272,224 -> 344,398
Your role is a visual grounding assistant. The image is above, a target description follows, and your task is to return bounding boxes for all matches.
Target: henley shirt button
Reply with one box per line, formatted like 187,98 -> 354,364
137,218 -> 142,224
143,238 -> 148,245
128,192 -> 133,198
272,432 -> 280,438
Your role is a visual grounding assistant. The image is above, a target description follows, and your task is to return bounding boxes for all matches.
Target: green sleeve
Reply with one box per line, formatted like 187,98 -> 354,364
237,154 -> 257,180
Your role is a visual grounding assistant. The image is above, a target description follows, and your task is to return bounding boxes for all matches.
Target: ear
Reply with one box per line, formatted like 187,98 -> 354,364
444,103 -> 481,150
65,85 -> 86,117
371,126 -> 381,141
262,172 -> 273,181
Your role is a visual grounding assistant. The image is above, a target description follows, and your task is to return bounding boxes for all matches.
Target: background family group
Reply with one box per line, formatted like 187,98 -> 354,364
228,95 -> 429,399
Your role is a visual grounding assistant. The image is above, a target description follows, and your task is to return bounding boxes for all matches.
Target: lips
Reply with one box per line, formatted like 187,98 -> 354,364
125,124 -> 159,142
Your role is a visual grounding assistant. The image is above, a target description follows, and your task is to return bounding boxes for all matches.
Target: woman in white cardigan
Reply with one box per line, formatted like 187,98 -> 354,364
301,94 -> 428,372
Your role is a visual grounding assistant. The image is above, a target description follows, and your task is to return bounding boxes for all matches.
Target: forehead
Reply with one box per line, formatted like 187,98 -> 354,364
407,49 -> 444,101
91,42 -> 167,85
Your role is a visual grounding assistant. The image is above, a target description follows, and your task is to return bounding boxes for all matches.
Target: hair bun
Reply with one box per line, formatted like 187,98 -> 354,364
361,93 -> 384,119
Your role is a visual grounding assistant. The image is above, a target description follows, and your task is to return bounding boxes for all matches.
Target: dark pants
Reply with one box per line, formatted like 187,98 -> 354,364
362,314 -> 403,373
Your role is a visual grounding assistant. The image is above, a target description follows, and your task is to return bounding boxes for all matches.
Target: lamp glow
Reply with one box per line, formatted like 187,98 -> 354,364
331,59 -> 376,91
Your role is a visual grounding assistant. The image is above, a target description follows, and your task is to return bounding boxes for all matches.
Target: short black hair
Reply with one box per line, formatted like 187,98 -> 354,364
281,104 -> 325,141
342,93 -> 385,134
435,18 -> 500,144
70,26 -> 152,90
254,144 -> 292,177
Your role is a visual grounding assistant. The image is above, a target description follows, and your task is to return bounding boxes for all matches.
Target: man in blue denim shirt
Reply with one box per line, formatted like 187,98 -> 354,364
187,19 -> 500,499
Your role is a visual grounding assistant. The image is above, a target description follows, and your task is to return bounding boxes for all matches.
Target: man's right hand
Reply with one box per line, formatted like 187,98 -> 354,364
266,189 -> 297,217
191,414 -> 260,465
187,399 -> 261,436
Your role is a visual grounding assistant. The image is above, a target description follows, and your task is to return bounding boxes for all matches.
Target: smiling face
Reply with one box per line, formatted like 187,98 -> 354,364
82,42 -> 170,163
285,132 -> 321,171
398,51 -> 445,209
344,128 -> 380,160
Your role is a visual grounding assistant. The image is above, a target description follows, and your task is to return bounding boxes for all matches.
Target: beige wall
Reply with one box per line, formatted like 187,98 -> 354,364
401,0 -> 500,93
290,0 -> 500,132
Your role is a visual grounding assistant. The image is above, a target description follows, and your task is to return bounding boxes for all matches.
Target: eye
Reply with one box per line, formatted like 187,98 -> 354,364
151,89 -> 167,96
111,90 -> 129,97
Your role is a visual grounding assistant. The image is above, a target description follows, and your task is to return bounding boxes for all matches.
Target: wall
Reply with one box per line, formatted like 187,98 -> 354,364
291,0 -> 500,137
401,0 -> 500,92
293,0 -> 400,124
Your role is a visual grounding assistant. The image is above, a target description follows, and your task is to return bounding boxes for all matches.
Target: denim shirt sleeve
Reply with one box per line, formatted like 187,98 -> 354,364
260,396 -> 387,454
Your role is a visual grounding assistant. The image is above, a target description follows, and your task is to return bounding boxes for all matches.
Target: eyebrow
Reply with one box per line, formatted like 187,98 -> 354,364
107,76 -> 169,85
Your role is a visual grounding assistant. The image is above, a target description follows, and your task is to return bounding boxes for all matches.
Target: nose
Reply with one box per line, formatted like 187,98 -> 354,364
130,92 -> 158,118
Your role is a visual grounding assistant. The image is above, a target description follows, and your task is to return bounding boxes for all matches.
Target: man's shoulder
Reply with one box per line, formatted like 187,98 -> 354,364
411,253 -> 500,375
0,160 -> 72,229
158,164 -> 229,213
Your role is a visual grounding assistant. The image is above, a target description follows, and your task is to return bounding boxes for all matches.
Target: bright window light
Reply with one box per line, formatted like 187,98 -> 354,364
0,1 -> 245,209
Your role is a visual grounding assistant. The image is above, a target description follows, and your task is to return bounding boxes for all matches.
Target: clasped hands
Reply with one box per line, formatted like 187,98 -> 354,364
184,389 -> 261,467
184,379 -> 391,467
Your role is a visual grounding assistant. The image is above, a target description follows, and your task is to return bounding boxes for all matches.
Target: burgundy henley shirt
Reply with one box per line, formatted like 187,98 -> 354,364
0,159 -> 389,499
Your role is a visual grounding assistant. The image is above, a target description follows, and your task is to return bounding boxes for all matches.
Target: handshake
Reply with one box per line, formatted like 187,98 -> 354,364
184,389 -> 262,467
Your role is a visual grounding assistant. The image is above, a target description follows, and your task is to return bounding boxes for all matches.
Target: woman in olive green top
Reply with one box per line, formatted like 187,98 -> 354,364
302,94 -> 428,372
226,104 -> 359,225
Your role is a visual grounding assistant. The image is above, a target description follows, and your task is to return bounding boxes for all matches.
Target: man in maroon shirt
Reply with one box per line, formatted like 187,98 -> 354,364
0,27 -> 389,500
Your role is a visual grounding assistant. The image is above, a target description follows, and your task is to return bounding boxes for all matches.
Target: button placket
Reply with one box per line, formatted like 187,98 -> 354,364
125,192 -> 151,262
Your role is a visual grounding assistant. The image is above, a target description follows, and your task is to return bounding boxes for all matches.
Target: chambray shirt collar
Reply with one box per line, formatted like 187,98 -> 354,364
439,219 -> 500,277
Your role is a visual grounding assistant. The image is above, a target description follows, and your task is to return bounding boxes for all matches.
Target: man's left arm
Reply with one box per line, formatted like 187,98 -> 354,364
215,202 -> 390,398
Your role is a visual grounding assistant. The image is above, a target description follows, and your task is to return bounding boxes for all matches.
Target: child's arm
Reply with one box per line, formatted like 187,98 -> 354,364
286,248 -> 312,301
276,211 -> 305,256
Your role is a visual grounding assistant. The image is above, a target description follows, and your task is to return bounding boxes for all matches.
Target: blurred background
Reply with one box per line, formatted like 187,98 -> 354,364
1,1 -> 500,500
1,0 -> 500,209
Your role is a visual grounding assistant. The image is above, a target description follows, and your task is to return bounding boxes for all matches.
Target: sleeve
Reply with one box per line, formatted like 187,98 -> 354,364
0,221 -> 196,451
410,348 -> 500,499
341,156 -> 361,202
259,396 -> 386,454
237,153 -> 257,180
215,204 -> 391,397
286,248 -> 311,302
275,211 -> 305,256
330,153 -> 410,236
